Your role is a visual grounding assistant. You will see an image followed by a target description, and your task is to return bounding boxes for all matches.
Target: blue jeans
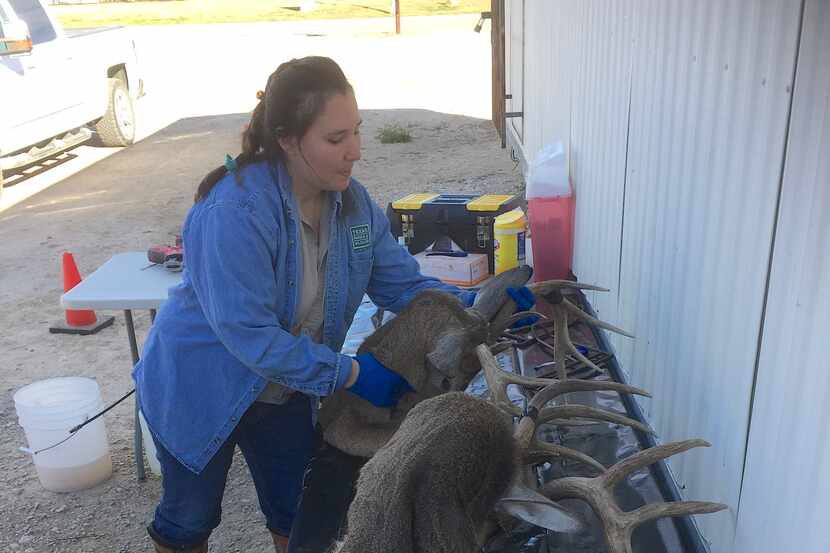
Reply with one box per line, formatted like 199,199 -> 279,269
149,394 -> 314,549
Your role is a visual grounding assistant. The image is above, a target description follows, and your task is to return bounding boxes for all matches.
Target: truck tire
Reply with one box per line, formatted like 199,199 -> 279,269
94,76 -> 135,147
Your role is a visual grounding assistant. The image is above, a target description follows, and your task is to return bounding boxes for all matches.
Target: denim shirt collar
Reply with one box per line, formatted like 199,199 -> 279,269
270,160 -> 346,216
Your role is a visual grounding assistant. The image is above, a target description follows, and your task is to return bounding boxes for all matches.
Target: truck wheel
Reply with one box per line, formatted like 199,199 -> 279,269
94,76 -> 135,147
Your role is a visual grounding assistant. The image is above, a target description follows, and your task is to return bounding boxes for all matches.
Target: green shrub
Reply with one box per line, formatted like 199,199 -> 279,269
376,124 -> 412,144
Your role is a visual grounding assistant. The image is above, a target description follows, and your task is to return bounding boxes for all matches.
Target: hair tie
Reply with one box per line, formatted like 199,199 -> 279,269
224,154 -> 237,173
256,90 -> 265,100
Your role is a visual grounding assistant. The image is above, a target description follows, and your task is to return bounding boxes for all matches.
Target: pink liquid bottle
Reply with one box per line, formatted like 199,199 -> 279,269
526,141 -> 574,281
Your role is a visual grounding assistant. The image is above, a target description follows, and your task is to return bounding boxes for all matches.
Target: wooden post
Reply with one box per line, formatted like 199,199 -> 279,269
395,0 -> 401,34
491,1 -> 506,147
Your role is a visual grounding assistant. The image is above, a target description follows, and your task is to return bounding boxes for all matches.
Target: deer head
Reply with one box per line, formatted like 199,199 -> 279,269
334,279 -> 727,553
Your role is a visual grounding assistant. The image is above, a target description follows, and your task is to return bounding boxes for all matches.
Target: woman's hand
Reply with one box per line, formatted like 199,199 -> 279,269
506,286 -> 539,328
345,353 -> 413,408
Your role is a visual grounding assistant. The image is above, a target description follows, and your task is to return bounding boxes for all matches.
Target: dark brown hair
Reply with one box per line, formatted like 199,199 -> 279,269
194,56 -> 353,201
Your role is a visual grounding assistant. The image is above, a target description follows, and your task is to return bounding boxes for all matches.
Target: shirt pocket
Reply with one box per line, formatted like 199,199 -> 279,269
345,254 -> 373,322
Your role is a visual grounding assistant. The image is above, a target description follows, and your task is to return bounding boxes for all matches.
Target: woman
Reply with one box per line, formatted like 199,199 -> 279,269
133,56 -> 474,553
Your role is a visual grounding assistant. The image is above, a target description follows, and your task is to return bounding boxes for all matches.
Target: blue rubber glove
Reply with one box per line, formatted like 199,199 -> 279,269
348,353 -> 414,408
506,286 -> 539,328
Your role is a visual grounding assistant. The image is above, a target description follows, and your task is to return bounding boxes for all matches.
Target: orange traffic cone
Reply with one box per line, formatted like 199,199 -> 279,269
49,252 -> 114,335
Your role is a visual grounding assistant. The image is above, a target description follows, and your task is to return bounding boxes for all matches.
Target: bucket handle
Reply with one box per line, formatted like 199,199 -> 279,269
20,414 -> 90,456
18,388 -> 135,456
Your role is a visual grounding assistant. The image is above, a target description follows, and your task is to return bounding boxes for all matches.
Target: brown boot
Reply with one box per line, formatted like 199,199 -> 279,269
149,535 -> 208,553
270,531 -> 289,553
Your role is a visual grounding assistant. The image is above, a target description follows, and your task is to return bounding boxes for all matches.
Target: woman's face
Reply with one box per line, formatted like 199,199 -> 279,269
281,91 -> 362,194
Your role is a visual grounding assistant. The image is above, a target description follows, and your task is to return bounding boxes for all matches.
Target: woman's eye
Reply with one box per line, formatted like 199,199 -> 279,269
328,138 -> 343,145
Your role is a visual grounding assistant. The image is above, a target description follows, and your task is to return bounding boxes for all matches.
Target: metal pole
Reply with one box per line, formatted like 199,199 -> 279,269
124,309 -> 146,481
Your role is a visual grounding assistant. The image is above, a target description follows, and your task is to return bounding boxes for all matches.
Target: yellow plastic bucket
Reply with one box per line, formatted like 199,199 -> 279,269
493,207 -> 527,274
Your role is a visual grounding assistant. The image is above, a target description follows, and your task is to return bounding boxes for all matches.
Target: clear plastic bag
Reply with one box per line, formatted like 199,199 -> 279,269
525,141 -> 570,199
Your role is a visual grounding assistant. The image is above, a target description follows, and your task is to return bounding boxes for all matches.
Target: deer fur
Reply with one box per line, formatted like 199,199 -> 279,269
333,393 -> 517,553
318,290 -> 488,457
319,266 -> 532,458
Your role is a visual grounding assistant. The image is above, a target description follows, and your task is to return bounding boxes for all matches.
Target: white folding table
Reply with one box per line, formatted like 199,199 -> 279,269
61,251 -> 182,480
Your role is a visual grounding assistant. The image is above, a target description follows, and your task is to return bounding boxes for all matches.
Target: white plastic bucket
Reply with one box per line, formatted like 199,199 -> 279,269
14,377 -> 113,492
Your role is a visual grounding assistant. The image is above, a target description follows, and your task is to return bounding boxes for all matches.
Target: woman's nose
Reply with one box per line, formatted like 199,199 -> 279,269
345,134 -> 362,162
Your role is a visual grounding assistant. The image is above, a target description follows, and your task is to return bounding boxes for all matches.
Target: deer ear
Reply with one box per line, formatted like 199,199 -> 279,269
471,266 -> 533,321
425,332 -> 467,382
493,482 -> 584,533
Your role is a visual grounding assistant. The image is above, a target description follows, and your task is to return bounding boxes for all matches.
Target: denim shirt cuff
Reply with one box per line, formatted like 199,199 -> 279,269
333,353 -> 354,393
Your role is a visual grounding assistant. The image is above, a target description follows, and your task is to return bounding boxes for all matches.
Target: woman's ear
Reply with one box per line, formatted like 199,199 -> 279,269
278,135 -> 300,157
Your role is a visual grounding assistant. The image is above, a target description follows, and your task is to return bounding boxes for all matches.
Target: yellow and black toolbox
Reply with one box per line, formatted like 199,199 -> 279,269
386,193 -> 521,274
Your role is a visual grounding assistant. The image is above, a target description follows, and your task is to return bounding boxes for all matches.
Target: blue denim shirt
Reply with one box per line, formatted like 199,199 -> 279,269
133,160 -> 473,473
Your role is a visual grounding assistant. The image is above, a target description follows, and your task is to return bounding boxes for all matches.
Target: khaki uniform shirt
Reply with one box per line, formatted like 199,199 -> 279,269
258,196 -> 329,404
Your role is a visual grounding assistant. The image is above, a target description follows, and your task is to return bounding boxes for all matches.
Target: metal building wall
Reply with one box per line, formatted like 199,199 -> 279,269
505,0 -> 525,142
618,2 -> 802,550
504,1 -> 807,551
569,0 -> 636,327
515,0 -> 634,325
733,1 -> 830,551
520,1 -> 576,165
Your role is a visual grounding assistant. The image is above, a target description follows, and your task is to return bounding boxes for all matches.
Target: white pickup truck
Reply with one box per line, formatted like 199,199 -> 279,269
0,0 -> 143,197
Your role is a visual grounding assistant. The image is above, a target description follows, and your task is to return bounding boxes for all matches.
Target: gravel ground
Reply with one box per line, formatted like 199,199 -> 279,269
0,104 -> 522,553
0,14 -> 525,551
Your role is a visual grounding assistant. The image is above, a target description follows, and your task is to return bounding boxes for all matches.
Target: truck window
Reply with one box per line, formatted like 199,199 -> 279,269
0,3 -> 8,32
0,5 -> 7,48
9,0 -> 55,44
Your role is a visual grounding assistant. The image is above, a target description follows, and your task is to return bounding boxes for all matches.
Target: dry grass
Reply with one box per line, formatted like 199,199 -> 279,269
53,0 -> 490,28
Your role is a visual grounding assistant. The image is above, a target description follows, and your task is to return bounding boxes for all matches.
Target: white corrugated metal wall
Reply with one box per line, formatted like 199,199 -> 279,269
504,1 -> 820,551
734,0 -> 830,550
620,2 -> 801,550
505,0 -> 524,142
569,0 -> 635,328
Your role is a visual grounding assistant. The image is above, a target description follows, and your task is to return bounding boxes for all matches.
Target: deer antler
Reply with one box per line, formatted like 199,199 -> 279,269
497,280 -> 635,380
475,279 -> 726,550
476,343 -> 554,417
476,341 -> 727,552
540,439 -> 728,553
476,345 -> 650,473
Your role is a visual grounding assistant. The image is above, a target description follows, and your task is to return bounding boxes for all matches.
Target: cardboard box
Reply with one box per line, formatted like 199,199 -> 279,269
414,251 -> 489,286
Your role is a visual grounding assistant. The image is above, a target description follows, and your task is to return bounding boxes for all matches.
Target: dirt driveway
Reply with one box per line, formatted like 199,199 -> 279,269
0,16 -> 522,553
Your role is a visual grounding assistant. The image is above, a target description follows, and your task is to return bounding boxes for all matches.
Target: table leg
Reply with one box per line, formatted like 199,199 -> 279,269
124,309 -> 146,481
